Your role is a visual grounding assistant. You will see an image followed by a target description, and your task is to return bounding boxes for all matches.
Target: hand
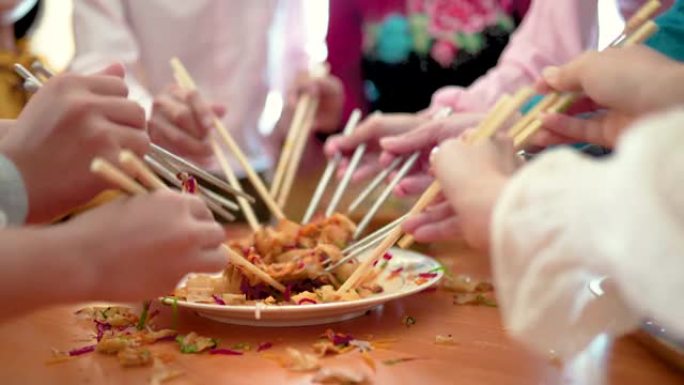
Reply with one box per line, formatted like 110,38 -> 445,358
404,135 -> 519,251
378,113 -> 485,196
149,83 -> 226,160
64,191 -> 227,302
279,71 -> 344,135
533,46 -> 684,148
0,64 -> 148,223
324,112 -> 428,181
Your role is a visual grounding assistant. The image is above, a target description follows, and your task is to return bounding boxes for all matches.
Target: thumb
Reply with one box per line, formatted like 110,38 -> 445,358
541,51 -> 597,93
95,62 -> 126,79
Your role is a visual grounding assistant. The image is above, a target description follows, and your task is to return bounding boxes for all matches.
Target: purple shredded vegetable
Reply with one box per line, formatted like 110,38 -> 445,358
256,342 -> 273,352
155,335 -> 178,343
331,333 -> 354,346
297,298 -> 317,305
209,348 -> 243,356
149,309 -> 160,320
212,294 -> 226,306
95,321 -> 111,342
418,272 -> 439,279
383,252 -> 393,260
68,345 -> 96,356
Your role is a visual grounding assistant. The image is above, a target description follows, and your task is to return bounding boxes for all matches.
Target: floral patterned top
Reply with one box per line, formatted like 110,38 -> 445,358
327,0 -> 529,120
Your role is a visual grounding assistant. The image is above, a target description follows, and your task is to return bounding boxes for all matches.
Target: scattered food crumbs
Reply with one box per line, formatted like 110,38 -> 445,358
435,334 -> 458,346
175,332 -> 218,354
361,351 -> 376,372
401,315 -> 416,328
382,357 -> 418,366
312,367 -> 368,384
283,348 -> 320,372
256,342 -> 273,352
149,357 -> 184,385
453,293 -> 497,307
442,275 -> 493,293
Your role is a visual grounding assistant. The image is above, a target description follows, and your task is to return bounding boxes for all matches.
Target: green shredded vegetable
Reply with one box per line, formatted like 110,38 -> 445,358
136,301 -> 152,331
230,343 -> 252,352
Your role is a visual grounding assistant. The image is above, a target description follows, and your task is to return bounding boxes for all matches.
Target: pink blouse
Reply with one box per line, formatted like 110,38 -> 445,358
431,0 -> 674,113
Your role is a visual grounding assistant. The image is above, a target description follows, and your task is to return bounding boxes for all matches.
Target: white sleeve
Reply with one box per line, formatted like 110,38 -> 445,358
70,0 -> 153,113
491,109 -> 684,360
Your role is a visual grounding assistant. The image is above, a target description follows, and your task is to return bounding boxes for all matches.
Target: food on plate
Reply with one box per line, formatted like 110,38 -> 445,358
173,214 -> 389,306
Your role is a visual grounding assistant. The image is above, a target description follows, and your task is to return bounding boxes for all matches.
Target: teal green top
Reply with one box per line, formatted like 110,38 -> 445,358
646,0 -> 684,62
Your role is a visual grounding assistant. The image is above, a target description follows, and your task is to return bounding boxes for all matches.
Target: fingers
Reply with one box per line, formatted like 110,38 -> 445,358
184,194 -> 215,222
540,112 -> 607,145
380,121 -> 440,156
187,90 -> 216,137
149,114 -> 213,158
99,97 -> 147,129
93,62 -> 126,79
325,115 -> 381,155
194,247 -> 228,272
540,51 -> 598,93
412,217 -> 462,243
86,75 -> 129,97
115,124 -> 150,156
395,174 -> 433,197
192,222 -> 227,248
402,201 -> 454,233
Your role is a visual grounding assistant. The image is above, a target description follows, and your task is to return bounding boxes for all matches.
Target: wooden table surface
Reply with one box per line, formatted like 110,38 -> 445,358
0,234 -> 681,385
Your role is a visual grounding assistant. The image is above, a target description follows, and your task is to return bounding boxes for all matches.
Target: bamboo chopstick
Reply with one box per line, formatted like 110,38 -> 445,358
270,95 -> 312,199
119,150 -> 167,190
170,57 -> 287,220
302,109 -> 362,223
211,141 -> 261,232
90,156 -> 285,292
277,96 -> 320,208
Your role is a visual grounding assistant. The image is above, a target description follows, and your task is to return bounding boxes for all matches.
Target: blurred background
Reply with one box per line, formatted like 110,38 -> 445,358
32,0 -> 625,72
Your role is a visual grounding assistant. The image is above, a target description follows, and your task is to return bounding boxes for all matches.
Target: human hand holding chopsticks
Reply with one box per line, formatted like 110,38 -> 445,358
324,112 -> 427,182
378,113 -> 486,197
63,190 -> 226,302
533,46 -> 684,148
0,63 -> 148,223
148,83 -> 226,161
403,134 -> 519,251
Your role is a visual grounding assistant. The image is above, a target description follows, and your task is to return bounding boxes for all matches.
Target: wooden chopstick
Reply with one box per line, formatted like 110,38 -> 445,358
277,96 -> 320,208
90,156 -> 285,292
119,150 -> 167,190
364,19 -> 662,279
170,57 -> 287,221
302,109 -> 362,224
270,95 -> 312,199
347,157 -> 402,214
211,141 -> 261,232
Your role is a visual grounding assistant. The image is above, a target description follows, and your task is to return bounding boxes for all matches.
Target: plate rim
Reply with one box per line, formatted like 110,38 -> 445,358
160,247 -> 443,314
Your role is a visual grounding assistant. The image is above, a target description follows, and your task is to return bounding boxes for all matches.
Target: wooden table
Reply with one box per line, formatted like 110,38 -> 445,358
0,237 -> 681,385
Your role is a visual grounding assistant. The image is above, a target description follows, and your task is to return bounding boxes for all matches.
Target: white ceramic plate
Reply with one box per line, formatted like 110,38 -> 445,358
161,247 -> 443,327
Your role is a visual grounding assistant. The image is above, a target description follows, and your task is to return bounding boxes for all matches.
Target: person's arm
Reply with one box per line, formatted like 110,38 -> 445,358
431,0 -> 599,113
70,0 -> 153,112
491,109 -> 684,360
0,154 -> 27,225
0,226 -> 90,320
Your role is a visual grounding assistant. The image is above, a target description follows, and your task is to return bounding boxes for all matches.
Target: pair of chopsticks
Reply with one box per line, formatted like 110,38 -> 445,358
270,64 -> 329,210
90,153 -> 286,292
337,5 -> 661,293
14,63 -> 255,223
169,58 -> 266,231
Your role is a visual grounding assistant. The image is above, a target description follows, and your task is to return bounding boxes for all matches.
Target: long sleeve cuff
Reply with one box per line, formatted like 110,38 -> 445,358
0,154 -> 28,226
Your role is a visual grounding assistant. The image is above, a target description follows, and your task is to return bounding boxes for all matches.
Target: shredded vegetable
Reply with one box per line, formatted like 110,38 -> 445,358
382,357 -> 418,366
136,301 -> 152,331
256,342 -> 273,352
402,315 -> 416,328
175,333 -> 218,354
68,345 -> 96,356
209,348 -> 243,356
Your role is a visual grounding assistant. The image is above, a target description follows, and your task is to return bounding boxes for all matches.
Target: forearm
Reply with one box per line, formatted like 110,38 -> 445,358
0,120 -> 13,139
0,226 -> 90,322
491,149 -> 639,359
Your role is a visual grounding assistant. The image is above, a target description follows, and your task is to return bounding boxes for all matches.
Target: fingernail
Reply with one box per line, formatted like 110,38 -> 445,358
429,146 -> 440,164
542,67 -> 560,82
